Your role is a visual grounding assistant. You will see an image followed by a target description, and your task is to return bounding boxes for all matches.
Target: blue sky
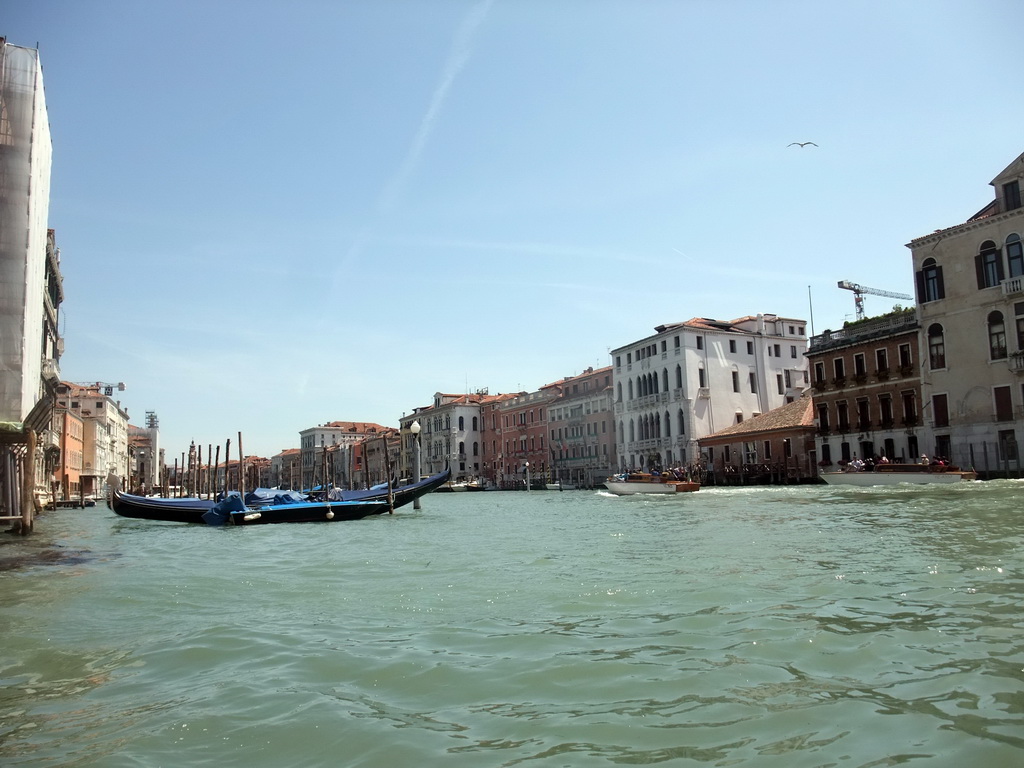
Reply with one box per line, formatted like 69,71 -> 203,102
6,0 -> 1024,460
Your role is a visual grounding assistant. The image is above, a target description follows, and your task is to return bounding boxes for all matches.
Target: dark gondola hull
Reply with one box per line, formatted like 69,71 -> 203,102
107,467 -> 453,525
338,467 -> 452,505
109,488 -> 393,525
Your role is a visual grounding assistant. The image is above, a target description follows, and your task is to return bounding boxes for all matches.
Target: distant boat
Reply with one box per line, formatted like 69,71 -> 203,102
604,472 -> 700,495
435,477 -> 484,492
545,481 -> 576,490
820,463 -> 976,486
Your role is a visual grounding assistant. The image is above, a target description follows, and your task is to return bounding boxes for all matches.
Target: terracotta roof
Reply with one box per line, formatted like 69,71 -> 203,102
698,395 -> 815,443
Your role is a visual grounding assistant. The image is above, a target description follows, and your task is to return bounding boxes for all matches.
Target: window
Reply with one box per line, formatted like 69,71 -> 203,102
784,369 -> 792,388
994,386 -> 1013,421
732,371 -> 740,392
814,361 -> 826,385
833,358 -> 846,381
854,353 -> 866,376
729,339 -> 737,353
749,372 -> 757,393
837,402 -> 850,432
999,429 -> 1018,461
816,403 -> 830,432
790,345 -> 797,358
1004,180 -> 1022,211
899,343 -> 912,369
928,324 -> 946,369
902,391 -> 918,425
747,341 -> 754,354
917,258 -> 945,302
696,336 -> 703,350
932,393 -> 949,428
777,373 -> 784,395
763,440 -> 772,460
674,335 -> 680,348
976,240 -> 1004,289
774,344 -> 781,357
989,311 -> 1007,360
698,366 -> 706,387
857,399 -> 870,430
1017,302 -> 1024,350
1007,234 -> 1024,278
875,348 -> 888,373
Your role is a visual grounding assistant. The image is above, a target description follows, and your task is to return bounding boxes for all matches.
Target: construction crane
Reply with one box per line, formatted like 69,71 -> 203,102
837,280 -> 913,321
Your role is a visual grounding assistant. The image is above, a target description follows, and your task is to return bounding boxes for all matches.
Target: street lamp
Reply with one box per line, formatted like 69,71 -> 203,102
525,461 -> 530,492
410,420 -> 422,510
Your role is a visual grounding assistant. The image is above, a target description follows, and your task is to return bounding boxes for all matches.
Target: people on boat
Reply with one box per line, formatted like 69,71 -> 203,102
919,454 -> 929,465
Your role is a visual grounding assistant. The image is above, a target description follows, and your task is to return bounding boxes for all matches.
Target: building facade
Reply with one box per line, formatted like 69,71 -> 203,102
58,382 -> 131,497
544,366 -> 616,487
698,394 -> 817,483
612,315 -> 809,472
907,152 -> 1024,475
299,421 -> 389,489
806,309 -> 922,465
0,40 -> 54,531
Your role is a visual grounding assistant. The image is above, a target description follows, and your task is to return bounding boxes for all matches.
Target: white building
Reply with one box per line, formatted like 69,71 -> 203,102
907,151 -> 1024,473
400,392 -> 486,483
611,315 -> 809,471
59,382 -> 131,496
0,40 -> 53,529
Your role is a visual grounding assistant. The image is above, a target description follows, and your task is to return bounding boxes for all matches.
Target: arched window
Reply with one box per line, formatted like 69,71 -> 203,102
677,409 -> 686,435
629,419 -> 636,442
1007,234 -> 1023,278
675,364 -> 683,389
988,311 -> 1007,359
473,442 -> 479,456
662,368 -> 669,392
628,380 -> 634,400
928,323 -> 946,369
664,410 -> 671,437
616,382 -> 622,402
472,416 -> 478,431
918,258 -> 945,302
976,240 -> 1003,289
458,416 -> 465,431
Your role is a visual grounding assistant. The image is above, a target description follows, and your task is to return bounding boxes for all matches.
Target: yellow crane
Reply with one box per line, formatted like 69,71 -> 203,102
837,280 -> 912,321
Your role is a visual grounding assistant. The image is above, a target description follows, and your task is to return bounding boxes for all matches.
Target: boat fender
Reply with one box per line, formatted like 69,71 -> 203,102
326,510 -> 335,520
243,512 -> 262,522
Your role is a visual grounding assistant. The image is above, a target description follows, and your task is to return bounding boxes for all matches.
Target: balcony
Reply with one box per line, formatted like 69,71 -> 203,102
875,367 -> 890,380
832,376 -> 847,388
1011,351 -> 1024,374
1002,276 -> 1024,296
696,387 -> 710,399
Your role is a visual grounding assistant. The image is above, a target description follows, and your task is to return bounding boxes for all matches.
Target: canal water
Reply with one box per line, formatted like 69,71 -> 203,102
1,481 -> 1022,767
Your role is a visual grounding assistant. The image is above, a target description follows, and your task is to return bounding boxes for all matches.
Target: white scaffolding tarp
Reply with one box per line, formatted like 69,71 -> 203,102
0,41 -> 52,423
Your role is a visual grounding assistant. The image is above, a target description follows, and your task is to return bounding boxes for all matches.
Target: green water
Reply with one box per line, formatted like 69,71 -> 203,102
1,482 -> 1022,767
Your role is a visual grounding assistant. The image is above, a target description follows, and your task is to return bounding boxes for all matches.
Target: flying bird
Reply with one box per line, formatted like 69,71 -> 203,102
788,141 -> 818,148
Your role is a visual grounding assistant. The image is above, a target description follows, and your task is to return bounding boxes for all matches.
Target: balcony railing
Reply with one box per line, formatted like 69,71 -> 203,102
1010,351 -> 1024,374
1002,275 -> 1024,296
